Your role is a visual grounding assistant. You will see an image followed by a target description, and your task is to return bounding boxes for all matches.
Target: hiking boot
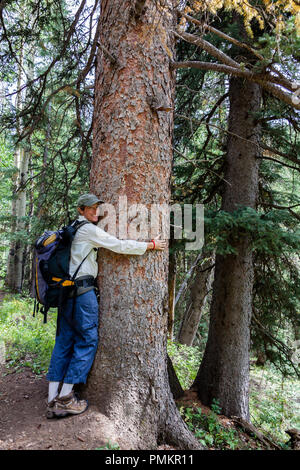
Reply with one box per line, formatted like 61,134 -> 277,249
49,391 -> 88,418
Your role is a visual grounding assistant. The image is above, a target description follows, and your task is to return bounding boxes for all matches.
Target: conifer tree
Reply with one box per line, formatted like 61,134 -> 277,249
172,1 -> 300,418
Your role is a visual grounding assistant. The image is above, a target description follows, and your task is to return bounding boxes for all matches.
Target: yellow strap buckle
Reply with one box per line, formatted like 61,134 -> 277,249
52,277 -> 75,287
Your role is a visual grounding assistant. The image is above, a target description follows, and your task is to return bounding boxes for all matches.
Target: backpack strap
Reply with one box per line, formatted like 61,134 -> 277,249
69,247 -> 97,322
71,248 -> 96,281
72,219 -> 91,232
44,220 -> 92,281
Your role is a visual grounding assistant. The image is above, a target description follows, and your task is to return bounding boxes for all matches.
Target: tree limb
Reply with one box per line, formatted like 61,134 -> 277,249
172,60 -> 300,110
260,143 -> 300,166
252,314 -> 300,378
176,9 -> 295,93
258,155 -> 300,172
173,29 -> 240,68
177,9 -> 265,62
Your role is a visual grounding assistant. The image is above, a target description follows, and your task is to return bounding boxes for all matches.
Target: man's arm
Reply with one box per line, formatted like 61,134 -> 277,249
84,224 -> 166,254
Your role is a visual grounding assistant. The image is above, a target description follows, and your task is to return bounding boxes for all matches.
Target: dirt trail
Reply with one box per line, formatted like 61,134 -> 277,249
0,366 -> 119,450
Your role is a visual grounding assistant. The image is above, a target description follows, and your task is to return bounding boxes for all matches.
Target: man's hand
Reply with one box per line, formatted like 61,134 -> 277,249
147,238 -> 167,251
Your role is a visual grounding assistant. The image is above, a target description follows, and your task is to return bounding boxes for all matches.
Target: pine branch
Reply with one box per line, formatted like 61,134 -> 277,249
172,30 -> 300,110
173,29 -> 240,68
258,155 -> 300,172
177,9 -> 264,61
260,202 -> 300,221
260,143 -> 300,166
176,113 -> 259,149
176,9 -> 295,93
252,313 -> 300,378
176,113 -> 300,175
172,60 -> 300,110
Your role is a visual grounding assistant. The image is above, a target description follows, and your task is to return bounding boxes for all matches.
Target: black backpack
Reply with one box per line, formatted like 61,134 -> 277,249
33,219 -> 93,325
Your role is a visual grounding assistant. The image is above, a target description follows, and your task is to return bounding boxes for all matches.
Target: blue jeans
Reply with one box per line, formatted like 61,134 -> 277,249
46,289 -> 99,384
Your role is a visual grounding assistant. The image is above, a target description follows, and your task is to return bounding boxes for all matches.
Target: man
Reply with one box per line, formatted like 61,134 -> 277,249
46,193 -> 166,418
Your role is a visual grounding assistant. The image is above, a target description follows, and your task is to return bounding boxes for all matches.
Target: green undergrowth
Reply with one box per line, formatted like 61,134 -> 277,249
0,293 -> 56,375
179,400 -> 242,450
167,339 -> 202,389
249,364 -> 300,444
168,339 -> 298,449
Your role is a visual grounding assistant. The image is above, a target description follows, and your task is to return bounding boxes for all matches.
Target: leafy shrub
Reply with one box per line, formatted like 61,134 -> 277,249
179,401 -> 240,450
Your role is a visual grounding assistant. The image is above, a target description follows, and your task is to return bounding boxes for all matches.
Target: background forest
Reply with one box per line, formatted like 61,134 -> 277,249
0,0 -> 299,451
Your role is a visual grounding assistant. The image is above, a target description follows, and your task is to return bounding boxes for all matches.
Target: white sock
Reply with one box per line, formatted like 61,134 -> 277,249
59,383 -> 74,398
48,381 -> 60,403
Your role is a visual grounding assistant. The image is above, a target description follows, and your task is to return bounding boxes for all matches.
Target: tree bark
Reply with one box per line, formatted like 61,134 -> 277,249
85,0 -> 202,450
168,247 -> 176,339
5,46 -> 29,292
177,253 -> 214,346
5,146 -> 29,292
192,76 -> 262,421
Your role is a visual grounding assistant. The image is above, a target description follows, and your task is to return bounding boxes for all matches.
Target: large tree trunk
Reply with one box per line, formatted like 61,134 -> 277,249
192,76 -> 262,420
85,0 -> 202,450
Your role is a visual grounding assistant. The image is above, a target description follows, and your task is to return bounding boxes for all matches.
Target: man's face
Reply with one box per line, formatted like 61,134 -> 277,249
79,203 -> 100,223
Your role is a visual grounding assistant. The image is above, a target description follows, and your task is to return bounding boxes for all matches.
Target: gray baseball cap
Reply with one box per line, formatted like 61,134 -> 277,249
77,193 -> 104,207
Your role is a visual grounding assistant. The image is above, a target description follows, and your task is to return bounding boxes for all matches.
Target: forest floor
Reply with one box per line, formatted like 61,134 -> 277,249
0,366 -> 283,451
0,290 -> 291,451
0,365 -> 152,450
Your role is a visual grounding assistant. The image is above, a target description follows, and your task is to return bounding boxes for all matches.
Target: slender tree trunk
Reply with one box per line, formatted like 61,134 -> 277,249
174,252 -> 202,308
14,146 -> 29,289
5,36 -> 33,292
31,104 -> 51,296
168,247 -> 177,339
5,145 -> 29,292
36,103 -> 51,217
192,76 -> 262,420
85,0 -> 202,450
177,253 -> 214,346
5,40 -> 25,292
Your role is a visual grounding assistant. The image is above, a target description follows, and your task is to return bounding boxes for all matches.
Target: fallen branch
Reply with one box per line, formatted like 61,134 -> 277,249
285,428 -> 300,450
231,416 -> 281,450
